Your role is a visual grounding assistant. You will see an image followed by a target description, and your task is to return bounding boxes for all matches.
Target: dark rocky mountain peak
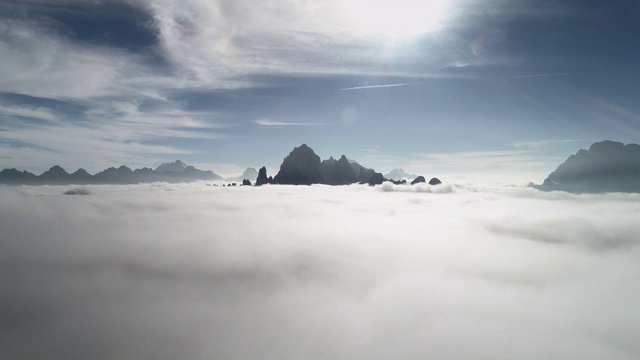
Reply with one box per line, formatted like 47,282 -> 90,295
533,140 -> 640,193
255,166 -> 270,186
429,177 -> 442,185
273,144 -> 323,185
411,176 -> 426,185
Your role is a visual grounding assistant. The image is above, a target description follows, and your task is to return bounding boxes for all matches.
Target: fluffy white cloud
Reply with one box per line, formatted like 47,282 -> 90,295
1,183 -> 639,359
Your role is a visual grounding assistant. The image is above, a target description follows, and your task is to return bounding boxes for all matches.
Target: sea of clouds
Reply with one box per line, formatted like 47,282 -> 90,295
2,182 -> 640,359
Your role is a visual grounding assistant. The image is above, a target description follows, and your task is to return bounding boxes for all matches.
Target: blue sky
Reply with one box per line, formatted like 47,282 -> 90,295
1,0 -> 639,183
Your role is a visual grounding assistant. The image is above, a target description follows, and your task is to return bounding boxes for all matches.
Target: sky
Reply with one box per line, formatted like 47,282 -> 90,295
1,0 -> 640,183
3,182 -> 640,359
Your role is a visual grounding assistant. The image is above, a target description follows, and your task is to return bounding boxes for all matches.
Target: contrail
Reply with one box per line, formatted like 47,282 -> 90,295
338,83 -> 421,91
509,72 -> 576,79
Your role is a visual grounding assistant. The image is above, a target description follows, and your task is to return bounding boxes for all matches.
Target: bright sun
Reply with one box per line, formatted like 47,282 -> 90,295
343,0 -> 450,37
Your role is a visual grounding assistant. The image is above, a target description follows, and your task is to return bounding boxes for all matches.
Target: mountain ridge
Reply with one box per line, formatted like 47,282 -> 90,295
0,161 -> 222,185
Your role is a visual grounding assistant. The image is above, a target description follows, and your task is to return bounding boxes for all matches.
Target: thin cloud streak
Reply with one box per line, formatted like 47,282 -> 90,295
509,72 -> 576,79
513,139 -> 582,149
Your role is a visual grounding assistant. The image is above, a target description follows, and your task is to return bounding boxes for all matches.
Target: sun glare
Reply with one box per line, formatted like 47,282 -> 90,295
343,0 -> 449,37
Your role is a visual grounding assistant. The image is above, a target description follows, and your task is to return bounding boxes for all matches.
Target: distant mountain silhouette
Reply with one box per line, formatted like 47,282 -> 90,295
385,168 -> 419,181
227,167 -> 258,183
0,161 -> 222,185
532,140 -> 640,193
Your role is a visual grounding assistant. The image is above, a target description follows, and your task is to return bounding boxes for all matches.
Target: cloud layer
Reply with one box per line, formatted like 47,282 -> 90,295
2,183 -> 640,359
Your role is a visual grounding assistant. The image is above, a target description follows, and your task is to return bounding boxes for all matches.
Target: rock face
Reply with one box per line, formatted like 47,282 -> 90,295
533,140 -> 640,193
242,179 -> 252,186
255,166 -> 270,186
429,177 -> 442,185
411,176 -> 426,185
273,144 -> 324,185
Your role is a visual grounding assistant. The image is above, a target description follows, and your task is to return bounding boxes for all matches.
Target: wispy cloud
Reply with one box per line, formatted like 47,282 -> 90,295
338,83 -> 421,91
252,118 -> 320,126
421,150 -> 540,168
0,105 -> 58,122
